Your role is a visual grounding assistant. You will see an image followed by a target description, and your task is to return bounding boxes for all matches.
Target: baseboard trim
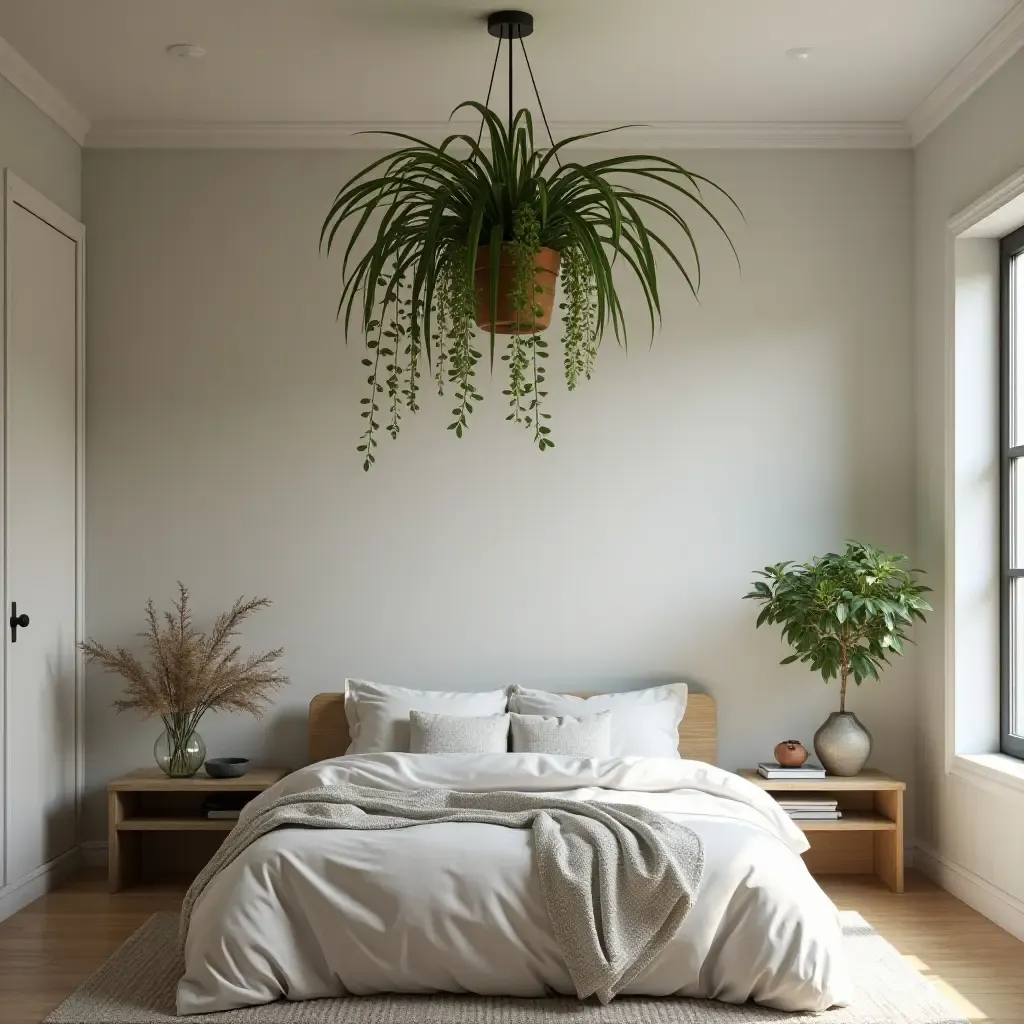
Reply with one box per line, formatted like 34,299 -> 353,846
0,845 -> 81,923
915,841 -> 1024,942
80,840 -> 108,868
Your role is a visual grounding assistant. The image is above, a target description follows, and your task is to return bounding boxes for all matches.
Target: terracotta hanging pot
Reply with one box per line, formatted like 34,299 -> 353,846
474,245 -> 561,334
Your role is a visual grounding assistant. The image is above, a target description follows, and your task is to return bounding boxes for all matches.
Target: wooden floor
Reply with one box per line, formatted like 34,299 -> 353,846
0,870 -> 1022,1023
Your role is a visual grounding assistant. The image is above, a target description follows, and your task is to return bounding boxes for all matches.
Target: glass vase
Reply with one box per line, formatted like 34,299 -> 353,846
154,714 -> 206,777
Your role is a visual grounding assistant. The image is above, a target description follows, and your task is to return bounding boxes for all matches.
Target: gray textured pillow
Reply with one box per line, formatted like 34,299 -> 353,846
510,711 -> 612,757
409,710 -> 510,754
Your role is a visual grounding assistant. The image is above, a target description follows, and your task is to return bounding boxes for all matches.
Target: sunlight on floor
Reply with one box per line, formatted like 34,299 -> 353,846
901,954 -> 930,971
820,874 -> 1024,1023
879,947 -> 990,1019
919,973 -> 988,1021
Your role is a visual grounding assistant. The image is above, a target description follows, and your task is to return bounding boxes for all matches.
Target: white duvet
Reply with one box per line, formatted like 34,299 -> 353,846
178,754 -> 852,1014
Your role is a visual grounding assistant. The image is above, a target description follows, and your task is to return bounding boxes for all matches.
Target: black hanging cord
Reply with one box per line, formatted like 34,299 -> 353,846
479,15 -> 557,161
476,36 -> 503,148
520,38 -> 559,166
508,34 -> 514,135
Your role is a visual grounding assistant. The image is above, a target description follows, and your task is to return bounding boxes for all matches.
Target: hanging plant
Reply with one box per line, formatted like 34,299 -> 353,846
322,17 -> 739,470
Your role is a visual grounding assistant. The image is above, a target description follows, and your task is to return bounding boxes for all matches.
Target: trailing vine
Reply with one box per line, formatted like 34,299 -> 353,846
445,246 -> 483,438
403,290 -> 422,415
503,204 -> 539,431
530,332 -> 552,450
383,278 -> 406,440
502,332 -> 530,426
356,275 -> 426,465
434,262 -> 450,397
561,245 -> 599,391
500,204 -> 551,450
357,315 -> 384,471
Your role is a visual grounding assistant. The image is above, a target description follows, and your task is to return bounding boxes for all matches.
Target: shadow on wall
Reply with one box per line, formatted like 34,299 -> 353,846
262,706 -> 312,768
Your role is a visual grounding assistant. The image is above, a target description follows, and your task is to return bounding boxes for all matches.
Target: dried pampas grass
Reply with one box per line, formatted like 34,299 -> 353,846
79,583 -> 289,723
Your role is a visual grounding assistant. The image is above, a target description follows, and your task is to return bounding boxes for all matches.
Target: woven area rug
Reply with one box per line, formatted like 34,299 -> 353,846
45,911 -> 966,1024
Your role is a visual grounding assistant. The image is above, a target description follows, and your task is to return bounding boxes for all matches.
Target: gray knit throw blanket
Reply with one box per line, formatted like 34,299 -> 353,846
180,785 -> 704,1004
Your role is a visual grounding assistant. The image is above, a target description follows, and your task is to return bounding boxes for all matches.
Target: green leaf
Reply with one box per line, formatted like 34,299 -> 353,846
745,541 -> 930,687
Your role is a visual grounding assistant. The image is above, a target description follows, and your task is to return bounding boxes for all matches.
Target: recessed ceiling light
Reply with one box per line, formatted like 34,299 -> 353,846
786,47 -> 813,61
166,43 -> 206,59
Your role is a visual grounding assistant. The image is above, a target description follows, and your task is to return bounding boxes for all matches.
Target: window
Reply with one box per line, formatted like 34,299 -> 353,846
1001,224 -> 1024,758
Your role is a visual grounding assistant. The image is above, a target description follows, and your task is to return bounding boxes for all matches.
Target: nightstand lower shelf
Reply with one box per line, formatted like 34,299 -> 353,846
794,810 -> 896,831
117,816 -> 238,831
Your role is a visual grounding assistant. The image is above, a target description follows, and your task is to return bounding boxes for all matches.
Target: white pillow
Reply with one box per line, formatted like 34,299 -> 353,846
510,711 -> 611,757
508,683 -> 687,758
409,711 -> 510,754
344,679 -> 509,754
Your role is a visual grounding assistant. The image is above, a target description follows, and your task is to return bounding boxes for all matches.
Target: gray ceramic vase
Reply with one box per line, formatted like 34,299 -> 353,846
813,711 -> 872,776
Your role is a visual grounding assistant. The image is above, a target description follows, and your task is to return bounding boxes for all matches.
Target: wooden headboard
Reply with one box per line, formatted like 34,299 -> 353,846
308,691 -> 717,765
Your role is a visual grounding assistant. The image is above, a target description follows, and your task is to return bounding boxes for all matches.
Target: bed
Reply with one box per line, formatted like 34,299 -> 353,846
177,687 -> 851,1014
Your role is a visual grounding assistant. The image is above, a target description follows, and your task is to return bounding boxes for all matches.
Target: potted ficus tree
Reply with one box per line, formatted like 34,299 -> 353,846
321,102 -> 738,468
745,541 -> 931,776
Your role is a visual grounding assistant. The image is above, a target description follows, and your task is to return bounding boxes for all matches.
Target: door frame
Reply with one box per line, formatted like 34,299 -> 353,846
0,170 -> 85,896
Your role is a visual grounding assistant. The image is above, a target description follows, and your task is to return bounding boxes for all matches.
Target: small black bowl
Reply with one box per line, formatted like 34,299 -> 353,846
204,757 -> 250,779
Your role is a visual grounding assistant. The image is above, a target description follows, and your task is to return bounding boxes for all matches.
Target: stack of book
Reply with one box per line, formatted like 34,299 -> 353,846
756,761 -> 826,780
775,795 -> 841,822
201,793 -> 251,821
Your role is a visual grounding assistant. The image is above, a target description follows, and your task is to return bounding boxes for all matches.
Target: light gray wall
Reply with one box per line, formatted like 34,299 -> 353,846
81,146 -> 914,840
0,75 -> 80,217
914,48 -> 1024,906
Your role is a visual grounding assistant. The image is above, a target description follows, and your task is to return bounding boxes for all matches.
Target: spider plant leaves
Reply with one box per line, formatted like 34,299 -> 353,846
321,103 -> 739,464
534,124 -> 642,177
487,222 -> 502,366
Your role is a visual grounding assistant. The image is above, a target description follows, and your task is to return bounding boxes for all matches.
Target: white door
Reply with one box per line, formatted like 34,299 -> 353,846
3,176 -> 83,890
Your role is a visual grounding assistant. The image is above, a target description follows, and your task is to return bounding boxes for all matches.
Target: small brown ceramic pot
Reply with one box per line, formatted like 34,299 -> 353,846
774,740 -> 809,767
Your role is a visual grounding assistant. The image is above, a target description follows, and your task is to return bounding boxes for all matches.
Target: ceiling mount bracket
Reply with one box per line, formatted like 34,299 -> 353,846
487,10 -> 534,40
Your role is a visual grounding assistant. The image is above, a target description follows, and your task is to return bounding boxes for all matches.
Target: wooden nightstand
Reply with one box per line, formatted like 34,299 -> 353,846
738,768 -> 905,893
107,766 -> 288,892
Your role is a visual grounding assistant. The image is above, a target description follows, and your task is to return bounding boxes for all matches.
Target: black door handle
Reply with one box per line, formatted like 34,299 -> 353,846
10,602 -> 29,642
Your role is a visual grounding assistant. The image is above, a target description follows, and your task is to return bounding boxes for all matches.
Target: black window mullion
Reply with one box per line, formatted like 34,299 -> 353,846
1001,224 -> 1024,758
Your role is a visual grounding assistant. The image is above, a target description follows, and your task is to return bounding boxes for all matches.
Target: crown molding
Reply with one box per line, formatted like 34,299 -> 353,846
85,119 -> 910,151
907,1 -> 1024,146
0,35 -> 90,145
948,163 -> 1024,237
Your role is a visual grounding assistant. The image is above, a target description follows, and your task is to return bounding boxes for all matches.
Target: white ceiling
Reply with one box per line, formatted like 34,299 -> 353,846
0,0 -> 1020,145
